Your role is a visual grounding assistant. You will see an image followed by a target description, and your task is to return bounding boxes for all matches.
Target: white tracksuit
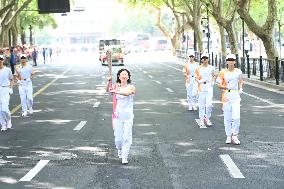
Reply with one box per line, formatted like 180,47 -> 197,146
17,64 -> 33,113
216,69 -> 242,137
195,65 -> 215,120
112,84 -> 134,159
0,67 -> 13,130
183,62 -> 199,108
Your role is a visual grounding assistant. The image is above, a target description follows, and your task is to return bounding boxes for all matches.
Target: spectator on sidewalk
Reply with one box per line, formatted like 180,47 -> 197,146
9,48 -> 16,74
32,48 -> 38,66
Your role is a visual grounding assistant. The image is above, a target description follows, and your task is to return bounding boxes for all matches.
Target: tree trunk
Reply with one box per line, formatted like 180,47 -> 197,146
20,26 -> 26,45
218,23 -> 226,55
226,23 -> 238,54
195,18 -> 204,53
236,0 -> 277,78
11,23 -> 18,47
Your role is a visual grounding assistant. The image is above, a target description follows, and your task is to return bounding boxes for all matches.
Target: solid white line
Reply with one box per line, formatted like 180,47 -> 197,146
73,121 -> 87,131
242,92 -> 274,105
148,75 -> 153,78
195,119 -> 207,129
19,160 -> 50,182
219,154 -> 245,178
155,80 -> 162,84
93,102 -> 101,108
166,88 -> 174,93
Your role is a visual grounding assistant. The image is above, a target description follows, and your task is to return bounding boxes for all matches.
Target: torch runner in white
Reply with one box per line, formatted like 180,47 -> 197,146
216,54 -> 243,145
0,55 -> 14,131
16,54 -> 35,117
106,68 -> 135,165
182,51 -> 199,111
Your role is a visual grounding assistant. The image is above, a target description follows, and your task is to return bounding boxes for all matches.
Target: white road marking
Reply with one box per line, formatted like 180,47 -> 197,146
166,88 -> 174,93
148,75 -> 153,78
19,160 -> 50,182
195,119 -> 207,128
73,121 -> 87,131
155,80 -> 162,84
93,102 -> 101,108
143,71 -> 148,74
219,154 -> 245,178
242,92 -> 274,105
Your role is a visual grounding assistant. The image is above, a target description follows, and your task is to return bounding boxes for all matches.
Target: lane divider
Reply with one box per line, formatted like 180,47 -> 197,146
93,102 -> 101,108
19,160 -> 50,182
73,121 -> 87,131
11,66 -> 73,115
166,88 -> 174,93
219,154 -> 245,178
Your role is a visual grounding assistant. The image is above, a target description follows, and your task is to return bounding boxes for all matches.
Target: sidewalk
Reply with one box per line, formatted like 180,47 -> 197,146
243,75 -> 284,94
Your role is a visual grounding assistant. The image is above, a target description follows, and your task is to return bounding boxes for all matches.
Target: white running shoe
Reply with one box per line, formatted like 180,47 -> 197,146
226,137 -> 232,144
7,121 -> 12,129
232,135 -> 240,145
22,112 -> 28,117
205,119 -> 212,126
1,126 -> 7,131
188,106 -> 193,111
122,158 -> 128,165
117,150 -> 122,159
199,119 -> 206,128
192,106 -> 197,111
28,108 -> 33,115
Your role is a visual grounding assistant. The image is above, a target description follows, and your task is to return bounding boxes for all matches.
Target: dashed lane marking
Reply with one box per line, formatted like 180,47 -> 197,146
93,102 -> 101,108
166,88 -> 174,93
155,80 -> 161,84
19,160 -> 50,182
73,121 -> 87,131
219,154 -> 245,178
148,75 -> 153,78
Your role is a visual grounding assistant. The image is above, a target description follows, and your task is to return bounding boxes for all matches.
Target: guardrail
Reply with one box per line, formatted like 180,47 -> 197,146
176,49 -> 284,85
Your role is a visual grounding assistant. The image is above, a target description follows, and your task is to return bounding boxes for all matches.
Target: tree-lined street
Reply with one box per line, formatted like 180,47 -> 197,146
0,52 -> 283,188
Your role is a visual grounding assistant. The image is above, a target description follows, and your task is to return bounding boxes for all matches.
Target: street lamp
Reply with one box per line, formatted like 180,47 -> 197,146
241,18 -> 245,73
201,4 -> 210,53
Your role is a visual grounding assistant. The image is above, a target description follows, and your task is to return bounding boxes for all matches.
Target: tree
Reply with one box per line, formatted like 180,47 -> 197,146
205,0 -> 238,55
18,0 -> 57,46
0,0 -> 33,47
235,0 -> 278,77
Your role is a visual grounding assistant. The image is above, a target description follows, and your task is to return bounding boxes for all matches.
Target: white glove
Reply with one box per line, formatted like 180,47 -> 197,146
9,88 -> 13,95
211,81 -> 215,86
239,88 -> 243,94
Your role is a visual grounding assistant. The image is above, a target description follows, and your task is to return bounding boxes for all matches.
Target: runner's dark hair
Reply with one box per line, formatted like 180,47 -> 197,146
116,68 -> 131,84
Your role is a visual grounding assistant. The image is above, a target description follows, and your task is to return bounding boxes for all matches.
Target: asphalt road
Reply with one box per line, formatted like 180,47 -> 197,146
0,51 -> 283,189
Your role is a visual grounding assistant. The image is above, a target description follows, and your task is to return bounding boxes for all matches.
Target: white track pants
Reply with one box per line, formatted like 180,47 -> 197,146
0,87 -> 12,129
19,81 -> 33,113
223,101 -> 240,137
186,81 -> 198,107
198,91 -> 213,119
113,118 -> 133,159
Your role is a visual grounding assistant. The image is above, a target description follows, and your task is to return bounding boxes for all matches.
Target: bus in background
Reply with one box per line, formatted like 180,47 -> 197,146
125,33 -> 151,53
98,38 -> 124,65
